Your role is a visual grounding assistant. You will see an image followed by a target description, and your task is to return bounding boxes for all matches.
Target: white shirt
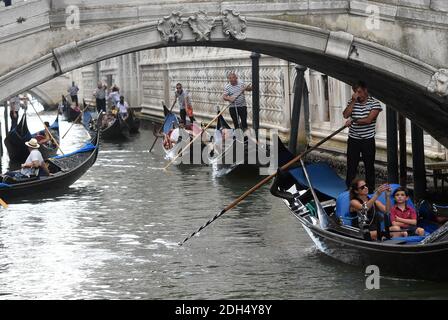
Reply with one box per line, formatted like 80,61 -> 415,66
108,92 -> 120,106
21,149 -> 44,176
117,101 -> 129,114
170,128 -> 180,142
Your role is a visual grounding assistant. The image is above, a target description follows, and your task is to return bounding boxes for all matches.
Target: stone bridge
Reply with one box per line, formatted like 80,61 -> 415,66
0,0 -> 448,146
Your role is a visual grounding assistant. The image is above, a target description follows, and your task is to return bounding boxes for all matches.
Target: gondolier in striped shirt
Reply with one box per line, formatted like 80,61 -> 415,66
68,81 -> 80,105
223,72 -> 252,131
343,81 -> 383,192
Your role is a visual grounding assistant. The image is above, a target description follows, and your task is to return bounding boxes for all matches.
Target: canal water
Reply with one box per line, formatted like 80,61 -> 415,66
0,111 -> 447,299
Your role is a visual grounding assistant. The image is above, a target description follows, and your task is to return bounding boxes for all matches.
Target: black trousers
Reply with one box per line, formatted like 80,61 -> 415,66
346,137 -> 376,192
71,95 -> 78,105
179,109 -> 195,123
10,111 -> 18,130
96,98 -> 106,113
229,106 -> 248,130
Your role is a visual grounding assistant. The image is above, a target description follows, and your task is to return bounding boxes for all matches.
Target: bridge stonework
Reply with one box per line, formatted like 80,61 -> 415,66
0,0 -> 448,146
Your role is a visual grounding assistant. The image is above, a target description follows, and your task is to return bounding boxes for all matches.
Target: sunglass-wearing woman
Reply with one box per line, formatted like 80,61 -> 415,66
349,179 -> 392,241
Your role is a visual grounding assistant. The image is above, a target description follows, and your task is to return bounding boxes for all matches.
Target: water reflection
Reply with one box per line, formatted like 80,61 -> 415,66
0,113 -> 448,299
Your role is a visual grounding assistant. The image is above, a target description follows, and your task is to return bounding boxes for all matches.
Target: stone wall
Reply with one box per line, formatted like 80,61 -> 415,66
69,46 -> 447,162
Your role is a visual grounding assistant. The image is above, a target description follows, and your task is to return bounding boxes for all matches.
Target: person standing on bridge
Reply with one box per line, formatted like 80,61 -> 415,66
68,81 -> 80,105
223,72 -> 252,131
343,81 -> 383,192
93,81 -> 107,113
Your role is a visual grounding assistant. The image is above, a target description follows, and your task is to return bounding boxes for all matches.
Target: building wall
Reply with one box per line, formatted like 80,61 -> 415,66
70,46 -> 447,162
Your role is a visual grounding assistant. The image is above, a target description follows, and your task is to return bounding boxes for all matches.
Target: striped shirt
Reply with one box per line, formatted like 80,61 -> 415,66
224,81 -> 246,108
175,89 -> 191,110
348,97 -> 382,139
68,85 -> 79,96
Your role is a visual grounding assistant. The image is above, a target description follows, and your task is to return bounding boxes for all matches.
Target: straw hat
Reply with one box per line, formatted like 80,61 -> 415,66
25,138 -> 40,149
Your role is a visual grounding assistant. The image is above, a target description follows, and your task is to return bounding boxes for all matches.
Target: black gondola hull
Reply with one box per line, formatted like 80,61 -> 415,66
100,116 -> 127,140
0,132 -> 99,201
295,214 -> 448,281
65,107 -> 81,122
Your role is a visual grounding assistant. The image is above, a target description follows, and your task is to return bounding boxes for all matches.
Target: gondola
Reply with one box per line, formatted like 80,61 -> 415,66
125,108 -> 140,134
207,111 -> 269,177
0,122 -> 100,201
271,140 -> 448,281
64,104 -> 81,122
161,104 -> 208,164
4,114 -> 60,163
32,115 -> 60,160
100,113 -> 127,140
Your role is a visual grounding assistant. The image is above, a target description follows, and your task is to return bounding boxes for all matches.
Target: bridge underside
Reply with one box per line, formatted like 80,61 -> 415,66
0,16 -> 447,147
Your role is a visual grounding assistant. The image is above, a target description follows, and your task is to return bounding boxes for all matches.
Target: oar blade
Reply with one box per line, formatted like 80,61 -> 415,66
0,198 -> 8,209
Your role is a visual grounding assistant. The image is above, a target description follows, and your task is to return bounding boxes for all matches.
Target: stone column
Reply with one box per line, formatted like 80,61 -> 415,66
386,106 -> 399,184
250,52 -> 261,140
328,77 -> 348,130
289,65 -> 307,154
309,70 -> 326,124
411,122 -> 427,201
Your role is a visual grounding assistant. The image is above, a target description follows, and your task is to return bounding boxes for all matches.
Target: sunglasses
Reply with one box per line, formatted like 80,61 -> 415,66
358,184 -> 368,190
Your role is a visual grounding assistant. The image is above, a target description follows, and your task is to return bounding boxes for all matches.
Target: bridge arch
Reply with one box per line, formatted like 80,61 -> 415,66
0,14 -> 447,146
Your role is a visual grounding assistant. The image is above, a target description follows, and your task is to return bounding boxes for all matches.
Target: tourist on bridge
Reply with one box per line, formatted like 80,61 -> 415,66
343,81 -> 382,192
173,83 -> 195,124
223,72 -> 252,131
93,81 -> 107,113
117,96 -> 129,119
68,81 -> 80,105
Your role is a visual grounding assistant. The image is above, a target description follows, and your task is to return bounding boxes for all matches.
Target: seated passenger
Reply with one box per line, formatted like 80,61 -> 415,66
2,138 -> 50,182
72,102 -> 81,113
36,122 -> 53,147
163,129 -> 175,150
390,187 -> 425,237
349,179 -> 392,241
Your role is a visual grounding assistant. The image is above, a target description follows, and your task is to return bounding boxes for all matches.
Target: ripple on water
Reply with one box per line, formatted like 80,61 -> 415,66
1,115 -> 448,299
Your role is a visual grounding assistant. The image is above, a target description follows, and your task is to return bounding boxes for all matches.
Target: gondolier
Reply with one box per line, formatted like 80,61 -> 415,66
93,81 -> 107,113
68,81 -> 80,105
173,83 -> 195,124
223,72 -> 252,131
343,81 -> 382,192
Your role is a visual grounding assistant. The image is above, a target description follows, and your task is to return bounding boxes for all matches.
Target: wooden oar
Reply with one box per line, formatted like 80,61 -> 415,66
179,124 -> 348,246
28,100 -> 65,156
163,104 -> 230,171
62,100 -> 90,139
149,101 -> 175,153
0,198 -> 8,209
